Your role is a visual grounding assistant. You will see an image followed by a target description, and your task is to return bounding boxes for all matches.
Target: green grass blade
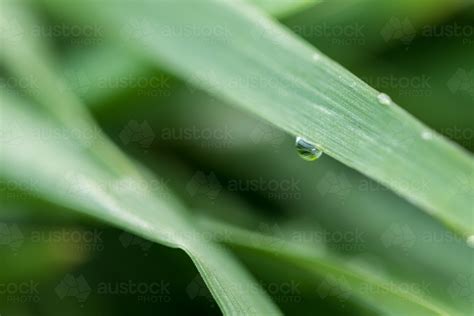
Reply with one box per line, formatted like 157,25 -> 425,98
134,93 -> 472,311
43,0 -> 474,237
248,0 -> 320,17
0,3 -> 282,311
198,216 -> 460,316
55,0 -> 320,106
0,2 -> 142,179
0,91 -> 282,315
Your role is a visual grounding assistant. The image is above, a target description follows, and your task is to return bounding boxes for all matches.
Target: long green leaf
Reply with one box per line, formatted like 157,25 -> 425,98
0,90 -> 282,315
198,216 -> 459,316
43,0 -> 474,236
57,0 -> 319,106
0,3 -> 282,314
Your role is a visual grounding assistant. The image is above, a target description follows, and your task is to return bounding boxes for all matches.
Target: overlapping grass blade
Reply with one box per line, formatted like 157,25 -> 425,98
0,89 -> 282,315
42,0 -> 474,236
0,3 -> 282,314
198,217 -> 459,316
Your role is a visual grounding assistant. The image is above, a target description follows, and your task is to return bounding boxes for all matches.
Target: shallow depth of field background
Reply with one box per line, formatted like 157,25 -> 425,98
1,0 -> 473,315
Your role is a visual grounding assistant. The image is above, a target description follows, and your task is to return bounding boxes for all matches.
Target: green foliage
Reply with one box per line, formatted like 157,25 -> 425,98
1,0 -> 473,315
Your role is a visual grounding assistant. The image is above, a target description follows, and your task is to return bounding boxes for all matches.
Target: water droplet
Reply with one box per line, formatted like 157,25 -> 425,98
312,53 -> 321,61
421,130 -> 433,140
377,93 -> 392,105
467,235 -> 474,248
295,136 -> 322,161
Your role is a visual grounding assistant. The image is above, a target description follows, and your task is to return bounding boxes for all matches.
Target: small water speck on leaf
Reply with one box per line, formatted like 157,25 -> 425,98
467,235 -> 474,248
421,131 -> 433,140
377,93 -> 392,105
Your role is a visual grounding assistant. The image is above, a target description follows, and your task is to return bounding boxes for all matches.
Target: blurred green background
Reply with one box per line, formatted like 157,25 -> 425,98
1,0 -> 473,315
